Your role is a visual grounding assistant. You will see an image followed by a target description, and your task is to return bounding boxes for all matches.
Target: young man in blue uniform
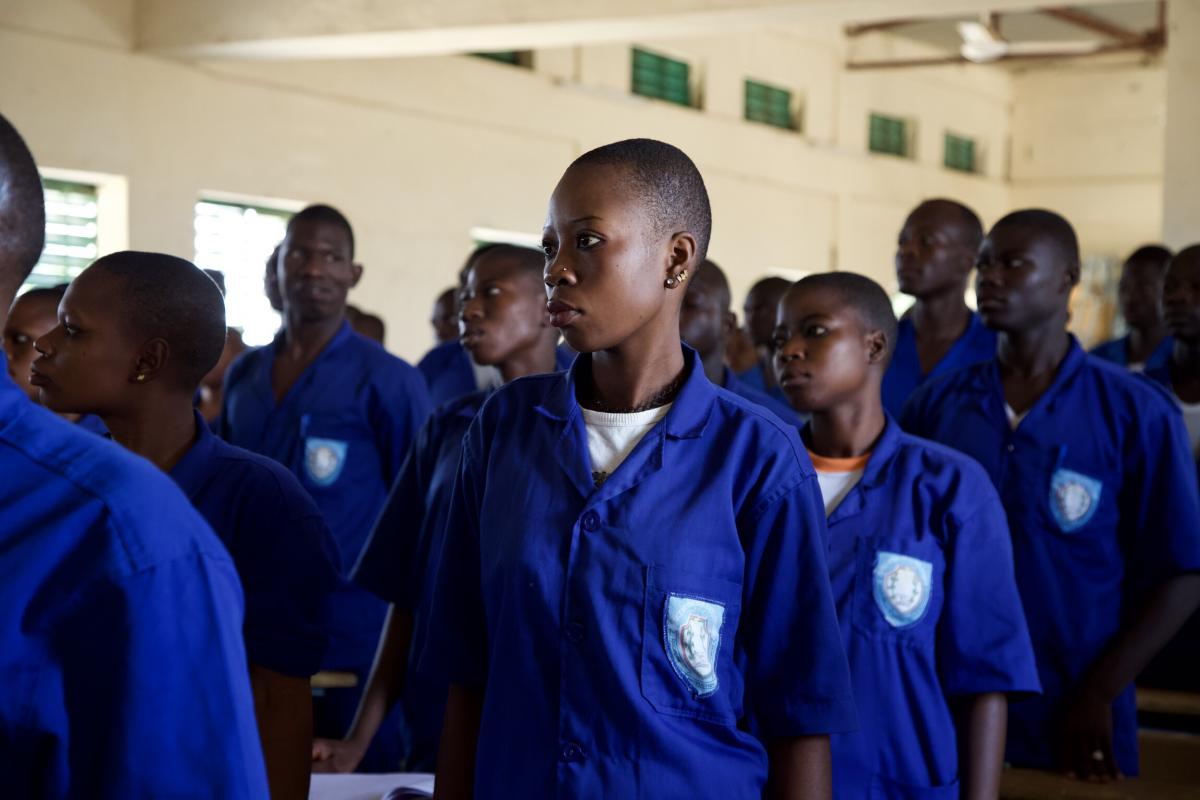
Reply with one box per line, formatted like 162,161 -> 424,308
737,274 -> 791,406
33,251 -> 342,799
423,139 -> 855,800
680,257 -> 801,423
0,113 -> 269,798
774,272 -> 1039,798
883,198 -> 996,416
312,244 -> 562,774
902,209 -> 1200,780
1091,245 -> 1174,371
219,204 -> 432,770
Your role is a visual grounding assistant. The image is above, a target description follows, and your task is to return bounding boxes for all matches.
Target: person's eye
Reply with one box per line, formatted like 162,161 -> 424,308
921,235 -> 935,247
541,241 -> 556,259
12,333 -> 29,345
806,325 -> 828,337
771,332 -> 789,349
485,286 -> 501,298
576,233 -> 601,249
1004,258 -> 1026,270
63,324 -> 79,337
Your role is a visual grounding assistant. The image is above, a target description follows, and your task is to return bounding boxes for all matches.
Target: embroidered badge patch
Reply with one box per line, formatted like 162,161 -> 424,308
1050,468 -> 1102,532
664,594 -> 724,697
873,551 -> 933,628
304,437 -> 348,487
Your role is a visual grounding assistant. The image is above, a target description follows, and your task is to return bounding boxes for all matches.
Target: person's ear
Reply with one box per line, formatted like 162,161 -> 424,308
865,330 -> 888,365
1064,259 -> 1081,291
720,310 -> 737,340
350,262 -> 364,288
132,338 -> 170,384
665,233 -> 698,288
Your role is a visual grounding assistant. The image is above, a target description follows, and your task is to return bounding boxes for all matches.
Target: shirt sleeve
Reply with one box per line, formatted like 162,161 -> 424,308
1123,398 -> 1200,590
47,542 -> 269,798
738,473 -> 858,738
353,414 -> 439,609
938,488 -> 1042,697
416,423 -> 488,689
371,362 -> 433,487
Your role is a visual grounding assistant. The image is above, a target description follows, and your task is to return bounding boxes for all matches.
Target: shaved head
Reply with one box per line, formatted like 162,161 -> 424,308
991,209 -> 1080,281
571,138 -> 712,261
91,251 -> 227,389
692,258 -> 732,312
0,113 -> 46,305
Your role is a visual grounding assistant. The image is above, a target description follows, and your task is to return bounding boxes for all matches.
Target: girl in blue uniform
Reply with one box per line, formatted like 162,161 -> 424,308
1091,244 -> 1174,371
902,210 -> 1200,780
312,244 -> 562,773
422,139 -> 855,800
773,272 -> 1039,799
33,251 -> 341,799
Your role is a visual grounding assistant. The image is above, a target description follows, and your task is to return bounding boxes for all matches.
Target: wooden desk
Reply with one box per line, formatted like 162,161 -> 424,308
1000,768 -> 1196,799
311,671 -> 359,689
1137,688 -> 1200,718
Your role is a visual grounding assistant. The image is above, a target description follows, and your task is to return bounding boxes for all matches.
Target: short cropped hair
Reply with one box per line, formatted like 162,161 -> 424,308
1125,244 -> 1173,273
571,138 -> 712,260
0,113 -> 46,293
793,271 -> 899,361
92,251 -> 226,389
992,209 -> 1080,278
465,242 -> 545,283
287,204 -> 355,259
692,258 -> 732,312
916,198 -> 984,251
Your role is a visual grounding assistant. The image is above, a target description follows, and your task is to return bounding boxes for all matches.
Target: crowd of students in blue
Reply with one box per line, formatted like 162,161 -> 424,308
1,107 -> 1199,799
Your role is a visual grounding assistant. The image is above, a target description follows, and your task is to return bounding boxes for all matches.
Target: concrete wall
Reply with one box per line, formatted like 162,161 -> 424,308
1010,59 -> 1167,259
0,2 -> 1018,359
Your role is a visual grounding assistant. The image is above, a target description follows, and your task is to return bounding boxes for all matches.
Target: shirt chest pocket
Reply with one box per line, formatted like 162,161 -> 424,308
852,538 -> 943,645
1044,462 -> 1115,537
640,566 -> 742,726
298,412 -> 374,489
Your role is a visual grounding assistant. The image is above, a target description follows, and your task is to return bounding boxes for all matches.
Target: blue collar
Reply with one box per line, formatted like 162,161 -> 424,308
169,410 -> 221,500
534,344 -> 714,441
960,335 -> 1087,415
270,318 -> 357,363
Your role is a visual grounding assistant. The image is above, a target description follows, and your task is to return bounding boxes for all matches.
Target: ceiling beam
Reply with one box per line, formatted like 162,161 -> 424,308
844,18 -> 928,36
1038,6 -> 1145,46
846,38 -> 1162,69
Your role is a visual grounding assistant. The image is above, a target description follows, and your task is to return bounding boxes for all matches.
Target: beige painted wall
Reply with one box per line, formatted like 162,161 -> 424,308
1010,59 -> 1167,259
0,1 -> 1024,360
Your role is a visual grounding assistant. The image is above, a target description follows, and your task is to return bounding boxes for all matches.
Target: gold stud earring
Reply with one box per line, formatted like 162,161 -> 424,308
135,373 -> 147,383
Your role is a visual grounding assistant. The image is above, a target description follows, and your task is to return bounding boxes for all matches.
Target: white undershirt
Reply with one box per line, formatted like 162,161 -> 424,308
471,360 -> 502,392
815,470 -> 865,517
581,405 -> 672,487
1005,403 -> 1028,430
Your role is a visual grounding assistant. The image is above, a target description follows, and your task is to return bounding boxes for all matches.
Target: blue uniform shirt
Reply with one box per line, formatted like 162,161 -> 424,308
171,410 -> 341,677
736,360 -> 793,411
722,365 -> 803,425
820,416 -> 1039,798
76,413 -> 108,435
418,341 -> 477,408
882,312 -> 997,417
1091,334 -> 1173,371
901,340 -> 1200,774
219,320 -> 431,670
421,347 -> 856,799
0,369 -> 268,798
354,390 -> 488,768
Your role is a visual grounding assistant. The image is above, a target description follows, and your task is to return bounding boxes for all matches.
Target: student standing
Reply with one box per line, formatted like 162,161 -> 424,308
312,244 -> 561,774
902,209 -> 1200,779
34,252 -> 342,799
882,199 -> 995,416
423,140 -> 855,800
0,112 -> 268,799
680,258 -> 801,423
775,272 -> 1039,798
219,204 -> 431,770
737,275 -> 791,405
1091,245 -> 1174,371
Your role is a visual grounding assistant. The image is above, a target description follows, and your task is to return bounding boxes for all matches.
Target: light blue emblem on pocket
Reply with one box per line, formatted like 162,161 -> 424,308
304,437 -> 348,487
664,594 -> 724,697
873,551 -> 933,628
1050,468 -> 1102,532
